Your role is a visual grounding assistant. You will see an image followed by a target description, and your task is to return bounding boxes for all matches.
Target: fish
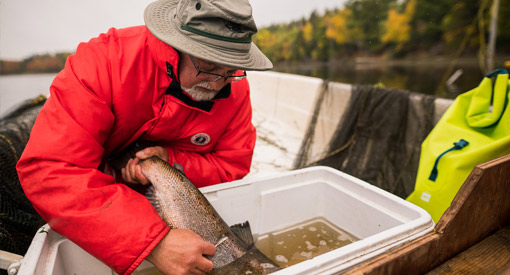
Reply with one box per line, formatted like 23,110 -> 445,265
138,156 -> 281,274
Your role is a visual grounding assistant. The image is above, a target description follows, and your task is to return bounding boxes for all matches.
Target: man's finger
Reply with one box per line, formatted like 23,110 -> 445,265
135,149 -> 149,160
121,168 -> 128,182
156,148 -> 169,162
128,158 -> 138,183
135,146 -> 169,162
135,165 -> 149,185
135,148 -> 154,160
124,160 -> 134,183
191,267 -> 207,275
201,242 -> 216,256
195,258 -> 214,273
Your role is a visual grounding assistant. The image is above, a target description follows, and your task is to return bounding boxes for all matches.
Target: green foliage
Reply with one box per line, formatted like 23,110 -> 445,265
344,0 -> 395,51
440,0 -> 484,51
409,0 -> 456,50
253,0 -> 509,64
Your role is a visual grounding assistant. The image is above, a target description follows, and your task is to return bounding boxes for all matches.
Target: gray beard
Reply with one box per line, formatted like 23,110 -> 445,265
182,82 -> 220,101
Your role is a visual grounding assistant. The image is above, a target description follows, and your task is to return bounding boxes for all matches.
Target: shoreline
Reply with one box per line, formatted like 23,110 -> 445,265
274,55 -> 510,71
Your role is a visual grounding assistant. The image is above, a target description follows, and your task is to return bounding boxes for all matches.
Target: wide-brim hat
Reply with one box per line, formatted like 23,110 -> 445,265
144,0 -> 273,71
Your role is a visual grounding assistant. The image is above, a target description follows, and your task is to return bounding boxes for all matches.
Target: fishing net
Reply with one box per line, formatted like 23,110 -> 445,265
294,84 -> 438,199
0,95 -> 46,256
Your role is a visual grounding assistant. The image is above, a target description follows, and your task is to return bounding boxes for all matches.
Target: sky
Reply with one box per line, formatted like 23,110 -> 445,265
0,0 -> 346,60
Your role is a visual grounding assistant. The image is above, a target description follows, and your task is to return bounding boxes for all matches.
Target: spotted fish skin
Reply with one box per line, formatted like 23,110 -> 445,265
140,157 -> 280,273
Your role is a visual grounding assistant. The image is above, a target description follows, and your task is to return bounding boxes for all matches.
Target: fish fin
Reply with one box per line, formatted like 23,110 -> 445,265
230,221 -> 255,247
172,163 -> 185,176
145,185 -> 163,214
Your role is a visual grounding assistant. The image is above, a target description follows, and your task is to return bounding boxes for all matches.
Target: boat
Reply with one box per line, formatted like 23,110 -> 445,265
2,71 -> 509,274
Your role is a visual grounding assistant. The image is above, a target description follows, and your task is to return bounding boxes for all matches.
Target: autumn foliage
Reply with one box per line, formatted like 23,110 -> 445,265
253,0 -> 510,63
0,53 -> 71,75
2,0 -> 510,74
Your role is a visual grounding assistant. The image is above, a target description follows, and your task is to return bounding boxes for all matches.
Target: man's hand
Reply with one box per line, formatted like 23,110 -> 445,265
121,146 -> 169,185
147,229 -> 216,274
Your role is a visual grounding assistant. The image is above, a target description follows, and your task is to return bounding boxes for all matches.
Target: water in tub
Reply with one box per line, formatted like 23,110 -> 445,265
254,217 -> 358,268
133,217 -> 358,274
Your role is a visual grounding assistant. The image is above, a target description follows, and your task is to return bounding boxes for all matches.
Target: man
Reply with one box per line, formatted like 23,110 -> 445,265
16,0 -> 272,274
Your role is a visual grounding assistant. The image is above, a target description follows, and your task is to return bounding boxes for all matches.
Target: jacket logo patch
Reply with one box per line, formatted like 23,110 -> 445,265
191,133 -> 210,146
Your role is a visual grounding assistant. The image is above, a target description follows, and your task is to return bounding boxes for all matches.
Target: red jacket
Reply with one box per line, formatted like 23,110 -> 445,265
16,26 -> 256,274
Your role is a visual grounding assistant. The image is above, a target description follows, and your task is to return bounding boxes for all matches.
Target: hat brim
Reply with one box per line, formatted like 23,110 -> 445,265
144,0 -> 273,71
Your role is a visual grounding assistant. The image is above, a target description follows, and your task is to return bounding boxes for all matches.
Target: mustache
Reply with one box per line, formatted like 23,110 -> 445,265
194,82 -> 214,90
182,81 -> 216,93
182,81 -> 220,101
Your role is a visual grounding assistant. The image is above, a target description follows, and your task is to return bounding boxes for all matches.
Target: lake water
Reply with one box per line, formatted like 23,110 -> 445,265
0,60 -> 495,113
0,73 -> 56,115
274,58 -> 507,99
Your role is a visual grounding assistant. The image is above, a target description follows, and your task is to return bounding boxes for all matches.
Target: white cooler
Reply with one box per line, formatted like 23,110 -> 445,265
18,166 -> 434,275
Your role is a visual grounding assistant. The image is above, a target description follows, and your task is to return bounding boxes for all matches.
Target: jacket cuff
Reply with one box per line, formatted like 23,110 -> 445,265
123,225 -> 171,274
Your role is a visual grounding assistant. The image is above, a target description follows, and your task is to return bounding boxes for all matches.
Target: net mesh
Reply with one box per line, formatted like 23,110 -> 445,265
294,84 -> 437,198
0,95 -> 46,256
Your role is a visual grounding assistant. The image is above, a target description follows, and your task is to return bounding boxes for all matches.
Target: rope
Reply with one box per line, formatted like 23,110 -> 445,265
293,80 -> 329,169
306,132 -> 357,167
304,85 -> 371,167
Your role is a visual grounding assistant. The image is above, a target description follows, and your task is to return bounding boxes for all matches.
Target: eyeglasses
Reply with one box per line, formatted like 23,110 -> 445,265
190,56 -> 246,83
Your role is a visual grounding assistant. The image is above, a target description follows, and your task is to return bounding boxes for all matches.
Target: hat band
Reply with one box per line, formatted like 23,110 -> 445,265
180,24 -> 252,44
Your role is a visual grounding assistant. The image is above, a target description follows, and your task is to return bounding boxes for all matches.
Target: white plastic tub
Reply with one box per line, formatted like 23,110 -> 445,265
18,166 -> 434,275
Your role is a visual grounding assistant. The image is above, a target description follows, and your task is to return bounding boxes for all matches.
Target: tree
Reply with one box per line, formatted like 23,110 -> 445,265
409,0 -> 455,52
325,8 -> 354,44
441,0 -> 483,51
344,0 -> 396,51
381,0 -> 417,52
496,0 -> 510,53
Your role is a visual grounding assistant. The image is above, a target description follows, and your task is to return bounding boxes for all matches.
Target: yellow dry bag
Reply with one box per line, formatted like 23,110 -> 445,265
407,69 -> 510,223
